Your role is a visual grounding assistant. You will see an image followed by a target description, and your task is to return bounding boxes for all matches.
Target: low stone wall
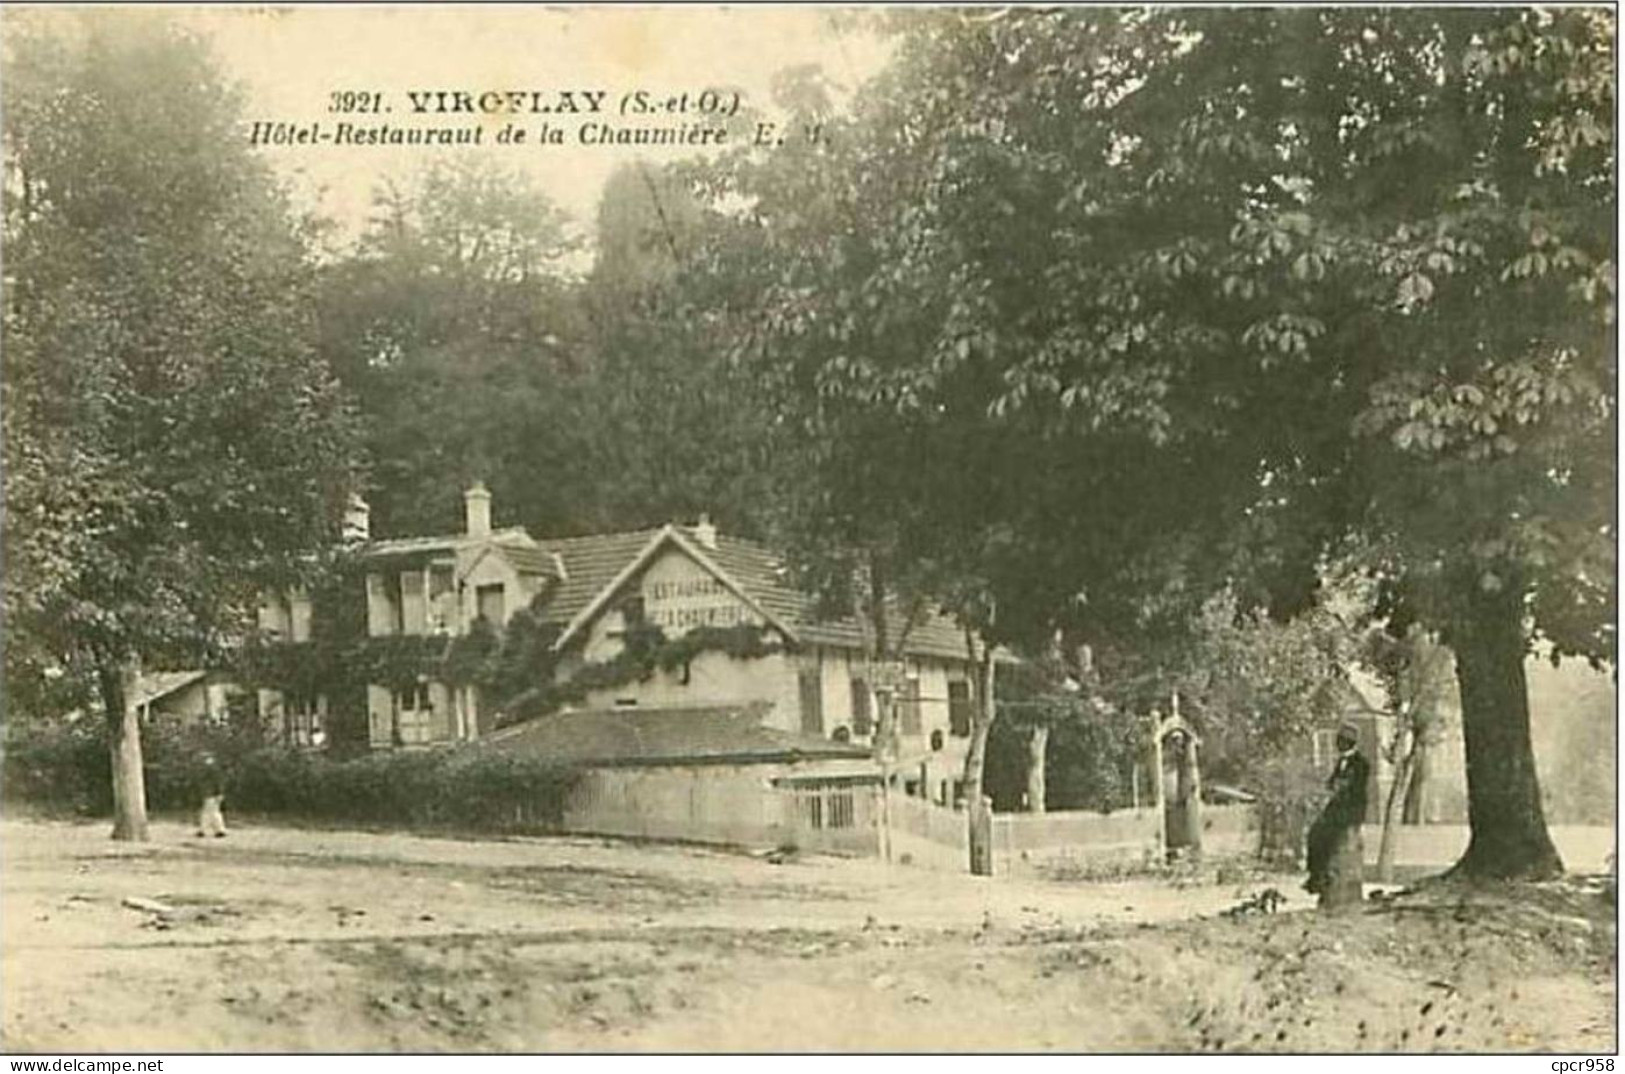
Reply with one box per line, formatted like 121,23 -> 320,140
564,767 -> 1278,876
886,791 -> 970,871
1201,803 -> 1260,859
993,807 -> 1163,878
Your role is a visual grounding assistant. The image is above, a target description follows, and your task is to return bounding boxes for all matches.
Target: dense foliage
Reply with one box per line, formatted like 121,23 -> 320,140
2,719 -> 577,832
3,11 -> 1611,876
3,14 -> 365,838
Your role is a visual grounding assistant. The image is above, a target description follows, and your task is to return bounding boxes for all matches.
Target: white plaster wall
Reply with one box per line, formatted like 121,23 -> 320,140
580,546 -> 765,663
458,549 -> 526,629
817,647 -> 855,737
576,648 -> 798,719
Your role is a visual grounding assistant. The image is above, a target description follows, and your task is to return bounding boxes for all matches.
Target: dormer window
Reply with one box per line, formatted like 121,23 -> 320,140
476,583 -> 506,626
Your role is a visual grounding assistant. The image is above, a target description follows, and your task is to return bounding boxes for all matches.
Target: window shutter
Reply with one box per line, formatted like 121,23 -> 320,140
851,678 -> 872,736
798,668 -> 823,736
948,680 -> 972,737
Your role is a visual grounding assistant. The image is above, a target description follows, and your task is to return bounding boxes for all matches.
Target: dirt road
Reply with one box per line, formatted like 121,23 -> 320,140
2,817 -> 1613,1052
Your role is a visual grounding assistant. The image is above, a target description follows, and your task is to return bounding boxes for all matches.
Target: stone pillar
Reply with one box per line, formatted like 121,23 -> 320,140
969,795 -> 994,876
1320,824 -> 1364,913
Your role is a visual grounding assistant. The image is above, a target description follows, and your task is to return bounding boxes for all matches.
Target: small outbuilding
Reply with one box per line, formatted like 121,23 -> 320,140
484,701 -> 880,853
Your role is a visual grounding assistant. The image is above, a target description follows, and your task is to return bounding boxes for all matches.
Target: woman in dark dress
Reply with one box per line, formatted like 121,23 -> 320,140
1304,724 -> 1368,894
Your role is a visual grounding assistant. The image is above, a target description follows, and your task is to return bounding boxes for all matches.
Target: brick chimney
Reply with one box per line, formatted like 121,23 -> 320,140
694,513 -> 717,549
464,482 -> 492,538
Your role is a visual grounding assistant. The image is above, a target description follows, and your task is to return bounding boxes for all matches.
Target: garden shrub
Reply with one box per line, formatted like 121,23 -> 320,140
1,719 -> 111,815
3,720 -> 577,832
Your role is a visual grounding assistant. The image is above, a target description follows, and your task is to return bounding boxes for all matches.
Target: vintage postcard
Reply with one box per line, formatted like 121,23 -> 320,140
2,3 -> 1615,1058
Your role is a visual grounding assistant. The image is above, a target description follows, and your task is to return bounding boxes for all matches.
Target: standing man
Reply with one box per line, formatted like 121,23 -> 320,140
196,754 -> 228,838
1304,723 -> 1369,896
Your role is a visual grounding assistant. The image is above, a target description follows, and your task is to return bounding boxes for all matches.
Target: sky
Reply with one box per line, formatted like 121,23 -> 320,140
173,5 -> 895,251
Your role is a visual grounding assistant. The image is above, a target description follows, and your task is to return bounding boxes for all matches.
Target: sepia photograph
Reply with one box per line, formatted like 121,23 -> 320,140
0,2 -> 1616,1056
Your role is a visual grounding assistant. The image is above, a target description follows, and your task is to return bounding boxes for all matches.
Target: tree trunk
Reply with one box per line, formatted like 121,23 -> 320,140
98,658 -> 149,842
1320,825 -> 1365,913
1449,575 -> 1563,879
1402,740 -> 1431,824
1026,724 -> 1049,814
962,636 -> 996,876
1375,730 -> 1414,884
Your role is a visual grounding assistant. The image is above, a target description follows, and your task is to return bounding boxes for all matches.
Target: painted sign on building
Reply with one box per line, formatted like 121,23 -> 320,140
640,555 -> 760,634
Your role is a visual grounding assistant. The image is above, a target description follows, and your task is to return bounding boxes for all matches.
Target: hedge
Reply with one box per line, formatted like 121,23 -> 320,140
2,720 -> 578,832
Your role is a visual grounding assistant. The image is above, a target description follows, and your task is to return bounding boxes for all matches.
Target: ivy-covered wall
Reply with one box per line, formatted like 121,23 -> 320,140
235,561 -> 787,743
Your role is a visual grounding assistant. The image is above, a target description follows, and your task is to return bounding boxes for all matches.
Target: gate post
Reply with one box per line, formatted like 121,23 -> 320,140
969,795 -> 994,876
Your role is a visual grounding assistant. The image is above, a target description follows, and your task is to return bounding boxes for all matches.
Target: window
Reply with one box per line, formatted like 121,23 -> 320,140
850,678 -> 872,737
948,680 -> 972,737
798,788 -> 856,830
394,682 -> 434,744
289,590 -> 313,643
285,692 -> 323,748
367,573 -> 400,636
395,684 -> 431,711
827,791 -> 855,829
476,583 -> 506,626
259,594 -> 289,639
400,572 -> 427,634
899,677 -> 922,735
798,668 -> 823,736
428,564 -> 455,599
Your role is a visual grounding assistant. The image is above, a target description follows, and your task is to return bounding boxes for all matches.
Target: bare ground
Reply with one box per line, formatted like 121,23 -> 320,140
1,816 -> 1613,1052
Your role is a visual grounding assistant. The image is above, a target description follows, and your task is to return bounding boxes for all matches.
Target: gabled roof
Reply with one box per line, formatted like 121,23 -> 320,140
537,524 -> 972,662
134,671 -> 209,707
542,527 -> 665,626
460,540 -> 563,582
697,531 -> 971,660
482,702 -> 873,767
548,526 -> 797,651
497,543 -> 563,577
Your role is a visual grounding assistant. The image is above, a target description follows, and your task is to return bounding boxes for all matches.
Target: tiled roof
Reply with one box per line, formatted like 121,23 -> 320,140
535,525 -> 971,661
482,703 -> 874,767
361,527 -> 534,560
360,519 -> 972,662
495,543 -> 560,577
134,671 -> 208,707
694,531 -> 972,661
542,528 -> 665,626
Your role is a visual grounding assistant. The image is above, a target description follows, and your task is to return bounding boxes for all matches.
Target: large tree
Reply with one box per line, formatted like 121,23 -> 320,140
567,162 -> 784,536
3,14 -> 362,839
688,37 -> 1251,873
1086,8 -> 1613,878
754,8 -> 1612,879
315,160 -> 585,538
